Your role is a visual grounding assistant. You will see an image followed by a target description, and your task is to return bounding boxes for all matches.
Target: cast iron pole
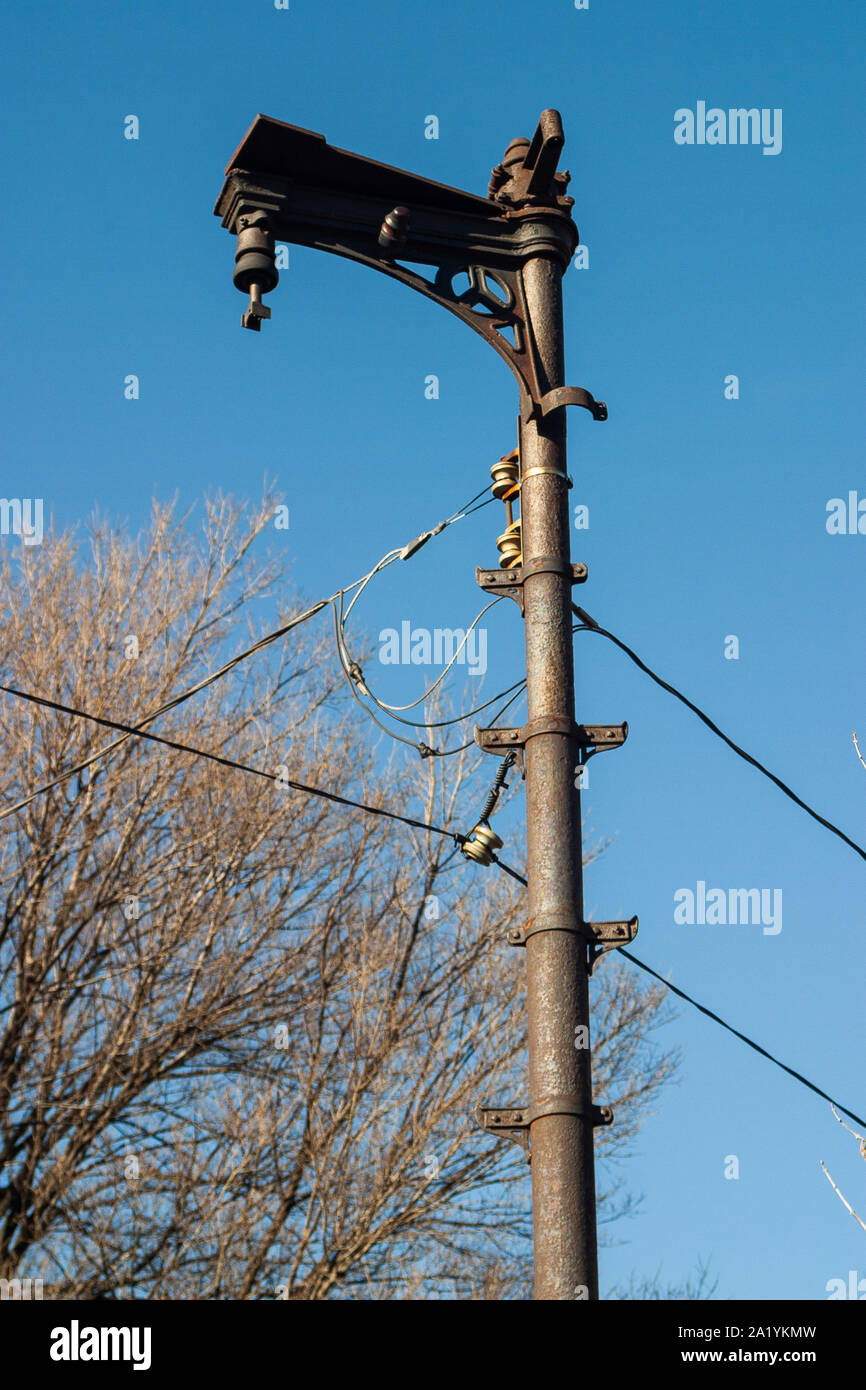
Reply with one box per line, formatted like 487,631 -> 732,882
214,109 -> 617,1304
520,254 -> 598,1300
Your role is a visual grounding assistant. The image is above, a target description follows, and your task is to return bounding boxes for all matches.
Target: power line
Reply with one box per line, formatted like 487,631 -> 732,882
339,597 -> 503,714
331,509 -> 533,755
5,679 -> 862,1136
333,625 -> 528,759
618,947 -> 866,1132
0,590 -> 347,824
333,584 -> 528,750
486,855 -> 866,1132
0,593 -> 340,826
11,534 -> 862,1131
489,855 -> 530,886
0,675 -> 523,850
428,684 -> 527,758
572,607 -> 866,868
0,489 -> 495,825
331,593 -> 525,757
0,683 -> 459,842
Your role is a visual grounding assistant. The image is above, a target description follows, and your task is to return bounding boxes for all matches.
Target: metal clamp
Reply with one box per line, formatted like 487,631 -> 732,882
474,719 -> 627,777
522,555 -> 587,580
523,714 -> 575,741
506,910 -> 578,945
475,1097 -> 613,1162
533,386 -> 608,421
476,560 -> 587,616
519,466 -> 570,484
507,914 -> 639,972
528,1095 -> 613,1126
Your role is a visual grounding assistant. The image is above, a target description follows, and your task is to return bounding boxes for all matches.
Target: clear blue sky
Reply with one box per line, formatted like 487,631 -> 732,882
2,0 -> 865,1299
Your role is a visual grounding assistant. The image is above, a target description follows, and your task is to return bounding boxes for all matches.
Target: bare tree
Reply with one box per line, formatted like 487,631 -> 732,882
0,496 -> 678,1299
608,1258 -> 718,1301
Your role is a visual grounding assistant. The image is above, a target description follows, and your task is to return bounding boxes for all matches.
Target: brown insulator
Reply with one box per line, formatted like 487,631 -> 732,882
461,823 -> 504,866
496,519 -> 522,569
490,449 -> 520,501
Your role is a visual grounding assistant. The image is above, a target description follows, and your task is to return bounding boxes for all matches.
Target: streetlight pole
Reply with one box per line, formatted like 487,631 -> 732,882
517,251 -> 597,1299
213,110 -> 636,1300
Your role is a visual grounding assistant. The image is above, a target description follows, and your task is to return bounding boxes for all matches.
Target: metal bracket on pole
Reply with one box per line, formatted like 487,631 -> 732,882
506,914 -> 639,972
578,722 -> 628,760
476,559 -> 587,616
473,724 -> 527,776
534,386 -> 608,421
584,917 -> 639,971
473,718 -> 576,777
214,113 -> 609,424
474,719 -> 627,778
475,1097 -> 614,1162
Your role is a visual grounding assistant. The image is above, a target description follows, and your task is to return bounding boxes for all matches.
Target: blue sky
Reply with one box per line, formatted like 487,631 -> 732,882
2,0 -> 865,1299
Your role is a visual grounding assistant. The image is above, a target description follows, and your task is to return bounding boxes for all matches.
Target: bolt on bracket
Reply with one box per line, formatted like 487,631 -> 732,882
475,1096 -> 614,1162
578,722 -> 628,760
506,913 -> 639,971
474,719 -> 627,777
476,559 -> 588,615
474,724 -> 527,776
584,916 -> 639,971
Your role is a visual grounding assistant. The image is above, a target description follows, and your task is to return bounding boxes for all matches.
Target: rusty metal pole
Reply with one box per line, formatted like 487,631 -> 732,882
214,109 -> 617,1302
519,254 -> 598,1301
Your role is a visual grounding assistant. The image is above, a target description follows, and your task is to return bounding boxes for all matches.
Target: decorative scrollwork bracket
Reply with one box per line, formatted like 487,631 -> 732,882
214,110 -> 607,425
